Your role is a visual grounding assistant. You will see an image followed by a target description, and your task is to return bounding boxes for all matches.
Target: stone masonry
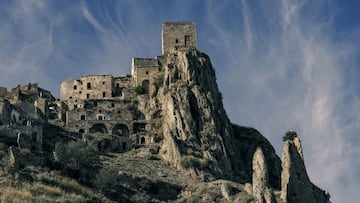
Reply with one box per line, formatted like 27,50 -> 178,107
58,22 -> 197,151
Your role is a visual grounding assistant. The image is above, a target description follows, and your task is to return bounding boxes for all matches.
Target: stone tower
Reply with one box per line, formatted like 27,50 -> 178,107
162,22 -> 196,54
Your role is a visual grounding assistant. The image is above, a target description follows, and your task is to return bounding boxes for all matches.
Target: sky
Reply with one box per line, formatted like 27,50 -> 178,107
0,0 -> 359,202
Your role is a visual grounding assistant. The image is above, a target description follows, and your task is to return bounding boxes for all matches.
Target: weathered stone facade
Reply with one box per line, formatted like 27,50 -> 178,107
281,133 -> 327,203
162,22 -> 196,54
57,22 -> 198,150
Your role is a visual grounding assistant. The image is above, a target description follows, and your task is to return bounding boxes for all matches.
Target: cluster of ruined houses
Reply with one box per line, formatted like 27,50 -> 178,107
0,22 -> 196,153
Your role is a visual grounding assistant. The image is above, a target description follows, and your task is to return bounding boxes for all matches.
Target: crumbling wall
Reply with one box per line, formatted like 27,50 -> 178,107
162,22 -> 196,54
131,58 -> 159,91
0,87 -> 7,98
60,75 -> 114,110
0,98 -> 11,125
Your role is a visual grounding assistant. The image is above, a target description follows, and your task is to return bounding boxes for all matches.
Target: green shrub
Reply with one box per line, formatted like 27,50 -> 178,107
187,195 -> 203,203
154,76 -> 164,87
135,86 -> 146,94
283,131 -> 297,141
180,156 -> 209,169
54,141 -> 101,184
94,168 -> 118,193
153,134 -> 164,143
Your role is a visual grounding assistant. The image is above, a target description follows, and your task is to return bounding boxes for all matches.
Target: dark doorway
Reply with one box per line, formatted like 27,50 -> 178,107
112,124 -> 130,137
142,80 -> 149,94
140,137 -> 145,145
90,123 -> 108,134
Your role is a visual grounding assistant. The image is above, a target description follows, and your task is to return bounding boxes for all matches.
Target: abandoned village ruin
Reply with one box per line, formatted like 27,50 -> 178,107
0,22 -> 329,203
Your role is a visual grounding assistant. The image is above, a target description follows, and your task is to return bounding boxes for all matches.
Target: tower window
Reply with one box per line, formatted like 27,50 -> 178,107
81,115 -> 85,120
87,94 -> 90,99
103,92 -> 106,97
175,39 -> 179,43
185,35 -> 190,46
73,85 -> 77,90
116,83 -> 120,88
87,82 -> 91,89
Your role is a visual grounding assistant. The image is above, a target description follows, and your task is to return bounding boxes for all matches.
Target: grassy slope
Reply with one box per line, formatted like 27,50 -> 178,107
0,169 -> 110,203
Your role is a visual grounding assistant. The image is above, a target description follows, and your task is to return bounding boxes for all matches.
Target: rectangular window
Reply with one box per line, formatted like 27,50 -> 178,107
87,94 -> 90,99
73,85 -> 77,90
103,92 -> 106,97
74,104 -> 77,109
87,82 -> 91,89
185,35 -> 190,46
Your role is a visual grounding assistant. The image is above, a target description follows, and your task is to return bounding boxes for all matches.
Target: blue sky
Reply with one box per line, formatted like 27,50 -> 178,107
0,1 -> 359,202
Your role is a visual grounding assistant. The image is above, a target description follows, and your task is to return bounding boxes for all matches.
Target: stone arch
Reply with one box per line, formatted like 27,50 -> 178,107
90,123 -> 108,134
142,80 -> 149,94
140,136 -> 146,145
112,123 -> 130,137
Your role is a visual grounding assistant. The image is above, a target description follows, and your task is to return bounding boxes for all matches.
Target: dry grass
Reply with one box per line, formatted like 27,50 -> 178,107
0,170 -> 110,203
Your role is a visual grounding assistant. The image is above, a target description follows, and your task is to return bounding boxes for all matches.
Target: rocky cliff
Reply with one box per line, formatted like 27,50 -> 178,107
145,48 -> 328,202
0,47 -> 330,203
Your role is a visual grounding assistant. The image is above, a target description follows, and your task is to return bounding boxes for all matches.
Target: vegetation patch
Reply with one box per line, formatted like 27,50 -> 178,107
283,131 -> 297,141
180,156 -> 210,169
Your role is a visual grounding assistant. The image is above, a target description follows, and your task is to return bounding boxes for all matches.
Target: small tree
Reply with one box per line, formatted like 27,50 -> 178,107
54,141 -> 101,185
94,168 -> 118,194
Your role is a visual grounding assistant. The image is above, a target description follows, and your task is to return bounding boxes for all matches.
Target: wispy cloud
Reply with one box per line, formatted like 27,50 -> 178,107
0,1 -> 358,202
204,1 -> 359,202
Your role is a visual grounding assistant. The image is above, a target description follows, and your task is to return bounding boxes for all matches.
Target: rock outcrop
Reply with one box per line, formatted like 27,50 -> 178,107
152,48 -> 281,186
157,48 -> 235,181
252,147 -> 277,203
281,133 -> 328,203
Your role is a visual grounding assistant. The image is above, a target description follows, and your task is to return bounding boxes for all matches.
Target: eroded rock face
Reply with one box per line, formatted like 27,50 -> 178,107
281,134 -> 327,203
252,147 -> 276,203
158,49 -> 234,180
153,49 -> 281,185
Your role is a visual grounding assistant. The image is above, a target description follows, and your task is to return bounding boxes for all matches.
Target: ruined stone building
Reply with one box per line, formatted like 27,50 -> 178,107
59,22 -> 197,151
0,83 -> 52,153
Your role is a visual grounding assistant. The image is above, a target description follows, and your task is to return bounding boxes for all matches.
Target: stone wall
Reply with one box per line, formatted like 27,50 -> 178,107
114,76 -> 133,98
60,75 -> 114,110
162,22 -> 196,54
0,98 -> 11,125
131,58 -> 159,90
0,87 -> 7,97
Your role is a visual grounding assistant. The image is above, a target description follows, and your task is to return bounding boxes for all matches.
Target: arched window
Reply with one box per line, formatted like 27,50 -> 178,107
140,137 -> 146,145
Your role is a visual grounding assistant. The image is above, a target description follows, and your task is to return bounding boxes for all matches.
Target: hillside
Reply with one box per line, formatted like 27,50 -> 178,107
0,22 -> 330,203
